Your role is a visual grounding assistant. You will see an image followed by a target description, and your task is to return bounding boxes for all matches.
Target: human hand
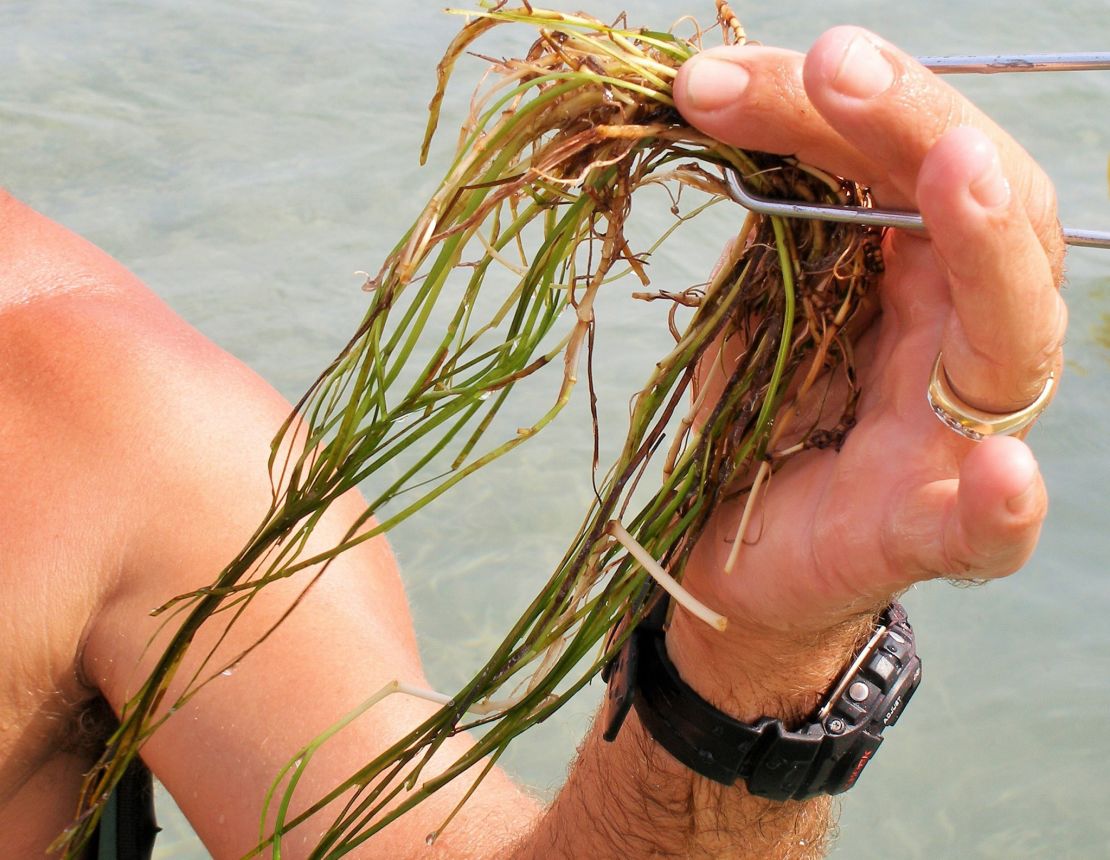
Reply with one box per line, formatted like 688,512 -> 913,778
665,27 -> 1066,712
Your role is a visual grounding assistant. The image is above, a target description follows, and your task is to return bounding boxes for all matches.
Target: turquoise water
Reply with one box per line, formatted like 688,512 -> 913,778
3,1 -> 1110,856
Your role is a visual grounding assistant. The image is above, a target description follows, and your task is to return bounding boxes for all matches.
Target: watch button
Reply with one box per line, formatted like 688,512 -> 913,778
880,630 -> 912,662
879,657 -> 922,727
866,653 -> 899,691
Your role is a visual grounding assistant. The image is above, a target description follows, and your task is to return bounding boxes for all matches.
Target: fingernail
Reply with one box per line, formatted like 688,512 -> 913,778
969,143 -> 1012,210
827,34 -> 895,99
683,55 -> 750,112
1006,476 -> 1037,515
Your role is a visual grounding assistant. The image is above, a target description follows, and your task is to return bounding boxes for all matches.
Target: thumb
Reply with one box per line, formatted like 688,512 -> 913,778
887,436 -> 1047,585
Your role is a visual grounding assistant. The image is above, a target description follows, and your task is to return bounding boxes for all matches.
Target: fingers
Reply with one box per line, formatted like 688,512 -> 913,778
887,436 -> 1046,584
676,29 -> 1065,278
917,127 -> 1067,410
801,27 -> 1065,275
678,28 -> 1066,415
675,47 -> 875,182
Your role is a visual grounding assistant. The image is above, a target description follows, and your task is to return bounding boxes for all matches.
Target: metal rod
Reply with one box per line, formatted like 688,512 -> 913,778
720,52 -> 1110,248
724,171 -> 1110,250
919,53 -> 1110,74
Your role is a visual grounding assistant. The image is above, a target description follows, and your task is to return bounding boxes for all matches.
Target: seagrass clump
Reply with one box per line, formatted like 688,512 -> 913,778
59,4 -> 881,857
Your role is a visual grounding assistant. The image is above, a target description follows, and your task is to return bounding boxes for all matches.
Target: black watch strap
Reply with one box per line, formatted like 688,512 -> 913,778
602,595 -> 921,801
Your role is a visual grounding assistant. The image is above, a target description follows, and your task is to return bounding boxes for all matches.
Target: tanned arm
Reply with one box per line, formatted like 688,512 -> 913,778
523,625 -> 867,860
70,26 -> 1062,860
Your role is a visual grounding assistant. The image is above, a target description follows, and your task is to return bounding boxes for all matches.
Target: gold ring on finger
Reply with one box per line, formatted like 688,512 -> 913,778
927,352 -> 1055,442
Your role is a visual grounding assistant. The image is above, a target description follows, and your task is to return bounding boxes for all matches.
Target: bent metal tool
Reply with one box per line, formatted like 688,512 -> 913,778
724,52 -> 1110,250
725,171 -> 1110,249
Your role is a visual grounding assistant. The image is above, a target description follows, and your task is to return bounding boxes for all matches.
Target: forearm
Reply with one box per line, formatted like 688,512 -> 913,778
510,609 -> 874,860
518,711 -> 831,860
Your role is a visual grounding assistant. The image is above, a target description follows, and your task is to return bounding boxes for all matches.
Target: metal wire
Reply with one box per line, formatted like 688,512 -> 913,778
722,52 -> 1110,250
724,172 -> 1110,249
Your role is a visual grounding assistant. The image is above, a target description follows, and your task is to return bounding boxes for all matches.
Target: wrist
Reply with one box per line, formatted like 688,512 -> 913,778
664,600 -> 878,724
601,590 -> 921,810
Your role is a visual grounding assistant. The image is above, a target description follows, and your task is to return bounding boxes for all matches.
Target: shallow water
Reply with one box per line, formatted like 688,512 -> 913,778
3,1 -> 1109,857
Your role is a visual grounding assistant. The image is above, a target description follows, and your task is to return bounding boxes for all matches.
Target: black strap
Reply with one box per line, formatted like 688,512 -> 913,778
90,757 -> 160,860
633,621 -> 827,789
604,594 -> 919,801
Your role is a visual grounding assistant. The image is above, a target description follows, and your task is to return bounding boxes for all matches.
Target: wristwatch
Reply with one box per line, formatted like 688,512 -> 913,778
602,592 -> 921,801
